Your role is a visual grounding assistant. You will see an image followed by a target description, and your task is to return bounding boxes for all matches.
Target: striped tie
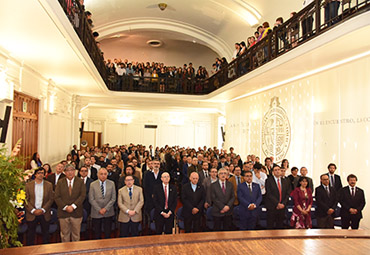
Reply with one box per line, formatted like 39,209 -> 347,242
101,182 -> 105,198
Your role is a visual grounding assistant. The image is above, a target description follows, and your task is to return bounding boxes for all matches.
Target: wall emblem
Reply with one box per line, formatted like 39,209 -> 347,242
261,97 -> 291,163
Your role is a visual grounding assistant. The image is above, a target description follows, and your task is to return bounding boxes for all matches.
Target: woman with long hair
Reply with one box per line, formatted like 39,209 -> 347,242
290,176 -> 313,229
30,152 -> 42,169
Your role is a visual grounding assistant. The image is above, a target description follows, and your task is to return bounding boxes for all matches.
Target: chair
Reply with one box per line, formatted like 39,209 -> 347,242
285,206 -> 294,227
206,207 -> 214,230
176,207 -> 185,231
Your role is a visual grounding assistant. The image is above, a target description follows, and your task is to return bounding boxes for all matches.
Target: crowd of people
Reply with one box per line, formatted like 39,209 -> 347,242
22,143 -> 365,245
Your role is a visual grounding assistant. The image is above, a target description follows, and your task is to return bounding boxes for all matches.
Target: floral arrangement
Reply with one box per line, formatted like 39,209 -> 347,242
0,140 -> 27,248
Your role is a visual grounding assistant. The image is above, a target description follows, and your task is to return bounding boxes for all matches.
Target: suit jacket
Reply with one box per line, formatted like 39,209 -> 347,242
327,173 -> 342,192
202,177 -> 217,205
217,162 -> 229,170
181,183 -> 205,218
82,177 -> 93,216
153,183 -> 177,218
339,186 -> 365,219
89,179 -> 116,218
198,170 -> 209,186
25,180 -> 54,221
187,164 -> 200,177
182,163 -> 191,184
143,170 -> 163,211
265,176 -> 290,210
46,173 -> 65,190
228,175 -> 243,205
107,171 -> 120,190
315,185 -> 338,218
89,166 -> 98,180
211,180 -> 235,217
237,182 -> 262,217
117,185 -> 144,223
55,177 -> 86,218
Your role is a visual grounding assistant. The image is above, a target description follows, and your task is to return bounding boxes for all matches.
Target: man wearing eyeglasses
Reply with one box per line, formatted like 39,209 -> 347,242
117,175 -> 144,237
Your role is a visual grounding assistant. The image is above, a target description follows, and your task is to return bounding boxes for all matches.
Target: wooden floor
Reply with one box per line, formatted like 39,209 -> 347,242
2,229 -> 370,255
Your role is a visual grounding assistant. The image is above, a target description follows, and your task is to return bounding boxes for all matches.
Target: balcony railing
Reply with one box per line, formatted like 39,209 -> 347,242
58,0 -> 370,95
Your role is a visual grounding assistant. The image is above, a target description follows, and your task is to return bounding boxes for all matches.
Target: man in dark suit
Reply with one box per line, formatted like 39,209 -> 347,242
264,157 -> 273,176
84,157 -> 98,180
143,159 -> 163,214
211,168 -> 235,231
265,165 -> 290,229
106,163 -> 120,191
89,168 -> 116,239
217,156 -> 229,170
202,168 -> 218,209
153,172 -> 177,234
327,163 -> 342,192
237,170 -> 262,230
182,156 -> 192,184
339,174 -> 366,229
79,166 -> 93,217
198,161 -> 210,185
181,172 -> 205,233
46,162 -> 65,191
55,164 -> 86,242
25,167 -> 54,245
188,157 -> 200,178
315,174 -> 338,228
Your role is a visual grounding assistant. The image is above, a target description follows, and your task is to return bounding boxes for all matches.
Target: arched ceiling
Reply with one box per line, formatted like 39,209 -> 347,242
86,0 -> 302,62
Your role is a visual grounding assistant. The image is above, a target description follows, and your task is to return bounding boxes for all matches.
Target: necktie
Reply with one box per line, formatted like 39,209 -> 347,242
277,178 -> 282,202
129,187 -> 132,199
237,177 -> 240,185
325,186 -> 330,196
164,185 -> 168,209
101,182 -> 105,198
330,175 -> 335,187
248,183 -> 252,194
68,180 -> 72,196
351,187 -> 355,197
205,171 -> 208,178
222,182 -> 226,194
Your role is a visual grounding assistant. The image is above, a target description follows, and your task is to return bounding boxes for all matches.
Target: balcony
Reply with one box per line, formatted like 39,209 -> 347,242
58,0 -> 370,95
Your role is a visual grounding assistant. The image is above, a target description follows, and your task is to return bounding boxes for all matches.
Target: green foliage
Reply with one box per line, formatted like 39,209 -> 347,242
0,144 -> 26,249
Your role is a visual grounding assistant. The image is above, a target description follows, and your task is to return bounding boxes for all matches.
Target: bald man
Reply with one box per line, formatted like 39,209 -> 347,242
153,172 -> 178,234
181,172 -> 205,233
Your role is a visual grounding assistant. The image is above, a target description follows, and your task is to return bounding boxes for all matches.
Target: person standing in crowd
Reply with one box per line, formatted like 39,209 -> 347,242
211,168 -> 235,231
30,152 -> 43,169
290,177 -> 313,229
25,167 -> 54,245
300,167 -> 313,192
46,163 -> 65,191
181,172 -> 205,233
327,163 -> 342,192
55,164 -> 86,242
79,166 -> 93,217
118,175 -> 144,237
203,167 -> 218,208
237,170 -> 262,230
288,167 -> 300,191
339,174 -> 366,229
228,166 -> 243,206
89,168 -> 116,239
144,159 -> 163,214
153,172 -> 177,234
315,174 -> 337,229
265,165 -> 290,229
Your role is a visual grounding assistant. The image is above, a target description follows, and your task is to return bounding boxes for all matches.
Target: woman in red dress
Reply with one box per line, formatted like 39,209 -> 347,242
290,176 -> 313,229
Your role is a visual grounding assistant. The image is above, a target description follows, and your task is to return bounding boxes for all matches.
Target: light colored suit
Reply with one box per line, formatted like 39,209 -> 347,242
25,180 -> 54,221
118,185 -> 144,223
88,179 -> 116,218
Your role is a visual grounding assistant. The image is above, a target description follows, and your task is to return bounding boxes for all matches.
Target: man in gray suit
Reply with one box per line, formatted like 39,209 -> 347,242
89,168 -> 116,239
117,175 -> 144,237
202,168 -> 218,209
211,168 -> 235,231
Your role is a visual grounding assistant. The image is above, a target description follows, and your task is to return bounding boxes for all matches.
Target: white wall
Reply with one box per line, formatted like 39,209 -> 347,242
82,108 -> 219,148
0,50 -> 78,167
225,54 -> 370,229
